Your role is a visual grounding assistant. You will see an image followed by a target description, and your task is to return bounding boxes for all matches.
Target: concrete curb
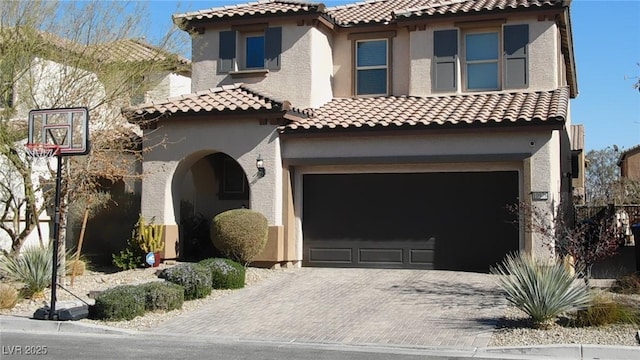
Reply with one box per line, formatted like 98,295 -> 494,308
2,314 -> 639,359
0,315 -> 137,336
478,344 -> 640,359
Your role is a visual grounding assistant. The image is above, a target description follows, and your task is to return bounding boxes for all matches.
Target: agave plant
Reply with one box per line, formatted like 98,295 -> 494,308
0,244 -> 54,298
490,252 -> 592,328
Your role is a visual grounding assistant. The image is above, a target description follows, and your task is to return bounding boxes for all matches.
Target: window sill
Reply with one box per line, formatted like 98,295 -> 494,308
229,69 -> 269,78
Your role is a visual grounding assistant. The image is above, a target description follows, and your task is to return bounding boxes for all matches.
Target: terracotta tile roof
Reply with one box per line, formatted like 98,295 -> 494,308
284,87 -> 569,131
123,83 -> 289,121
173,0 -> 324,23
570,124 -> 584,151
91,39 -> 190,65
327,0 -> 563,26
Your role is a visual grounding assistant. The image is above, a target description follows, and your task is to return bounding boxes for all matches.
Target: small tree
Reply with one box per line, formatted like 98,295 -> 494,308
586,146 -> 640,206
0,1 -> 187,259
513,201 -> 621,285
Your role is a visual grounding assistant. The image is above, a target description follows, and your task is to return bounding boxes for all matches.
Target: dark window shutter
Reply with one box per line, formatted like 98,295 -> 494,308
433,29 -> 458,92
503,24 -> 528,89
218,30 -> 236,73
265,27 -> 282,70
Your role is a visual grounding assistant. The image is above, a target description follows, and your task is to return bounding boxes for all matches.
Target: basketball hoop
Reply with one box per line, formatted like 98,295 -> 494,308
25,143 -> 61,159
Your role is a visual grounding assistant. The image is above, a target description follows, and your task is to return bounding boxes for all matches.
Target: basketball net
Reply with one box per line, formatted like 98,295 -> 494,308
25,144 -> 61,164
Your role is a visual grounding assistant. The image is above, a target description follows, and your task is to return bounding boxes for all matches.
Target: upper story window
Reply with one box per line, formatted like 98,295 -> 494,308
355,39 -> 388,96
245,34 -> 265,69
218,27 -> 281,74
465,31 -> 499,90
433,24 -> 529,93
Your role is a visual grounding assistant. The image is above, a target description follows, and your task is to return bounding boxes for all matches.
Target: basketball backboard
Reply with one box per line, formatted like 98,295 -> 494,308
28,107 -> 89,156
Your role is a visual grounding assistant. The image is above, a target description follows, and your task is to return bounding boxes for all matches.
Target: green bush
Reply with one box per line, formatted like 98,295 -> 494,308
140,281 -> 184,312
92,285 -> 146,321
572,292 -> 640,327
490,252 -> 592,328
112,242 -> 144,270
199,258 -> 245,289
0,244 -> 53,298
158,264 -> 212,300
211,209 -> 268,265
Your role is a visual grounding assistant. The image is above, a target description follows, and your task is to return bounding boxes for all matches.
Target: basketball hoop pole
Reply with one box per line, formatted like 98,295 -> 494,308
49,152 -> 63,320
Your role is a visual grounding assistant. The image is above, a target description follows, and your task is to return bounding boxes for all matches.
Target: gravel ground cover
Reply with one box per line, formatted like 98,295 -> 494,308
489,299 -> 640,347
0,262 -> 287,331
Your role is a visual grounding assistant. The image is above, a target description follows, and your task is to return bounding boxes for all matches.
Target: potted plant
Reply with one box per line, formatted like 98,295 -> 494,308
137,216 -> 165,267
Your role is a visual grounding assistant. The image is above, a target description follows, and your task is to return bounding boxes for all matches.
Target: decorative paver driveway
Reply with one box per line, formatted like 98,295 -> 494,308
151,268 -> 507,348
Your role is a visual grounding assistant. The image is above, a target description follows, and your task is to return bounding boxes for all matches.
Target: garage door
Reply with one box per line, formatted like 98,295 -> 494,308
302,171 -> 519,271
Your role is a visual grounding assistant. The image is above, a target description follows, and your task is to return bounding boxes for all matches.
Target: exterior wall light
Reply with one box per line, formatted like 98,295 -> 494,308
256,155 -> 265,178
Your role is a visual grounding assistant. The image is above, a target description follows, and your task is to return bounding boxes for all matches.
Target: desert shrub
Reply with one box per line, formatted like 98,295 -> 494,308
157,264 -> 211,300
211,209 -> 268,265
198,258 -> 245,289
491,252 -> 592,328
572,292 -> 640,327
0,284 -> 19,309
66,259 -> 86,276
92,285 -> 146,321
112,241 -> 144,270
612,272 -> 640,294
140,281 -> 184,312
0,245 -> 53,298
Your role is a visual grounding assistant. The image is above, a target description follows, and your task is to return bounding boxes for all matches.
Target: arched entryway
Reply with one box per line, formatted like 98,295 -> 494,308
172,151 -> 250,260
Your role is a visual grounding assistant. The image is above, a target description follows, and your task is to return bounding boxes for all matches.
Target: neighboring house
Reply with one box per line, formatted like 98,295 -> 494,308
618,145 -> 640,181
0,30 -> 191,256
571,124 -> 586,205
125,0 -> 578,271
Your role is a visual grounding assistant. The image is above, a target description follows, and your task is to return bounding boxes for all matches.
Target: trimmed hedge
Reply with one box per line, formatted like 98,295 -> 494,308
158,263 -> 212,300
211,209 -> 268,265
199,258 -> 245,289
140,281 -> 184,311
93,285 -> 146,321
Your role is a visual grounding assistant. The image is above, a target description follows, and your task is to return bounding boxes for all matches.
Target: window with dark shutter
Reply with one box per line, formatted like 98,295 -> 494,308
433,29 -> 458,92
218,30 -> 237,73
503,24 -> 529,89
219,27 -> 282,74
264,27 -> 282,70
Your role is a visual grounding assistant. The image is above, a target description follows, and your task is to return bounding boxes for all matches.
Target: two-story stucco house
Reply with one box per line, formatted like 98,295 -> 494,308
125,0 -> 578,272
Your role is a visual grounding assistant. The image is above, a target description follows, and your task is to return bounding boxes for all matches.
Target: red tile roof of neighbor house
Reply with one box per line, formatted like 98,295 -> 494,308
123,83 -> 290,121
284,87 -> 569,131
124,83 -> 569,131
570,124 -> 584,151
91,39 -> 190,65
173,0 -> 565,26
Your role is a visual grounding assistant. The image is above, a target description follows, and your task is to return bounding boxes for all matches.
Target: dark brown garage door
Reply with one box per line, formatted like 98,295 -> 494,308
302,171 -> 519,271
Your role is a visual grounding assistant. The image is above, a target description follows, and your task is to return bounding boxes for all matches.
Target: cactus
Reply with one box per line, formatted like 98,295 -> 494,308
137,216 -> 165,253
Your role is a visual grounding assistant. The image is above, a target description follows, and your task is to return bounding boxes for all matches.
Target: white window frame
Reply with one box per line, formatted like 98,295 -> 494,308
239,31 -> 265,70
463,29 -> 501,91
355,38 -> 389,96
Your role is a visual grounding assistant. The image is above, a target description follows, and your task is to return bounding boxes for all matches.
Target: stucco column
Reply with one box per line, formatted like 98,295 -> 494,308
141,159 -> 180,259
526,135 -> 561,263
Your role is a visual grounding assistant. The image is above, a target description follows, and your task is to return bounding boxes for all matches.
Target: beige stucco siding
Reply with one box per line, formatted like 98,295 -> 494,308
408,18 -> 560,96
332,32 -> 351,98
191,23 -> 332,109
141,118 -> 283,226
